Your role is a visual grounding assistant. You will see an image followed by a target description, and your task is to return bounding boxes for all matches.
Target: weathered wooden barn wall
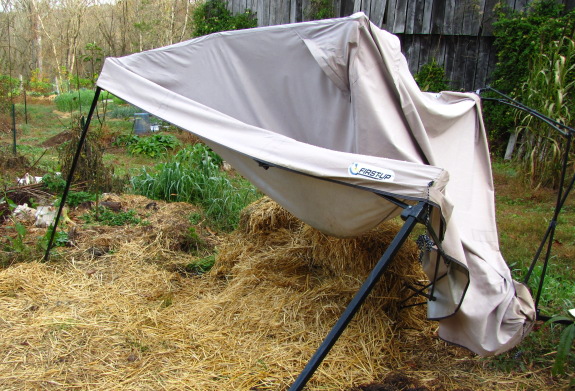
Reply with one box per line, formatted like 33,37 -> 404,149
225,0 -> 575,91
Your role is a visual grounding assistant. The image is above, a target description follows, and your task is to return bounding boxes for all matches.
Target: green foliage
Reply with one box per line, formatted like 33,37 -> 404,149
42,173 -> 67,192
192,0 -> 257,37
68,75 -> 93,90
54,89 -> 100,113
126,134 -> 179,158
0,74 -> 20,114
131,144 -> 259,231
57,191 -> 97,208
28,69 -> 53,95
514,36 -> 575,188
487,0 -> 575,154
306,0 -> 335,20
5,221 -> 27,253
82,207 -> 143,226
37,227 -> 69,252
185,254 -> 215,274
80,42 -> 104,87
108,105 -> 141,119
546,316 -> 575,376
491,0 -> 570,95
414,60 -> 449,92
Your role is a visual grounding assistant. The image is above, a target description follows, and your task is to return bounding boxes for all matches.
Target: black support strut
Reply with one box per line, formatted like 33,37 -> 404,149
289,201 -> 428,391
43,87 -> 101,262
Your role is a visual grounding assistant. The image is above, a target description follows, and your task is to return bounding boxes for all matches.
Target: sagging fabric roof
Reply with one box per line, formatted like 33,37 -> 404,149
97,12 -> 535,356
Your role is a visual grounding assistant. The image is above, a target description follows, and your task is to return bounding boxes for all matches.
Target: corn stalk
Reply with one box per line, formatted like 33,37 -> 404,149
515,37 -> 575,188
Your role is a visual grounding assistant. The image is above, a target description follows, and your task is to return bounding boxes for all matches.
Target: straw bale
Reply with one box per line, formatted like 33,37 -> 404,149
214,197 -> 427,327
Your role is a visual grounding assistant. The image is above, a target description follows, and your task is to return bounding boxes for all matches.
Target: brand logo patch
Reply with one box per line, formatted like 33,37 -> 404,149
348,162 -> 395,182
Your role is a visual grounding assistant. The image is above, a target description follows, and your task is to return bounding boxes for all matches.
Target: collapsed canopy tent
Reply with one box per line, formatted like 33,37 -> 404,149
94,13 -> 535,360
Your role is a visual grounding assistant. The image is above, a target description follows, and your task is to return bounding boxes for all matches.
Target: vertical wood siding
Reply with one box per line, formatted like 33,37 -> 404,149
225,0 -> 574,91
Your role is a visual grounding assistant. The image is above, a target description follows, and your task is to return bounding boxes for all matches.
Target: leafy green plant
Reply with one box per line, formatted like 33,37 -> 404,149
192,0 -> 257,37
42,173 -> 67,192
38,227 -> 69,252
185,254 -> 215,274
6,221 -> 27,253
131,144 -> 259,231
546,315 -> 575,376
58,191 -> 97,208
414,60 -> 449,92
0,74 -> 20,114
113,134 -> 140,148
81,207 -> 143,226
125,134 -> 179,158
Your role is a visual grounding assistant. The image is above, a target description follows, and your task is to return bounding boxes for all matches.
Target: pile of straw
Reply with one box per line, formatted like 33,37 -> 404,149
0,196 -> 554,390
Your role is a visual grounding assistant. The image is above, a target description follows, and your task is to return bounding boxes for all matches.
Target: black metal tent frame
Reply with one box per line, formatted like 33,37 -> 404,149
44,86 -> 573,390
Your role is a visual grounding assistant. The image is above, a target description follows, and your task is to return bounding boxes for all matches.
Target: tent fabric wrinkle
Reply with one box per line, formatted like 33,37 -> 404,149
97,12 -> 535,356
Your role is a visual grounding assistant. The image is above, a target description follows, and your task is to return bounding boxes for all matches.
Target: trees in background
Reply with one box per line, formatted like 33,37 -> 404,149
0,0 -> 199,91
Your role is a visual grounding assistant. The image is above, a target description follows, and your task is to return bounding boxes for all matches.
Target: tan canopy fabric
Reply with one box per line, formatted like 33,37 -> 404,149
97,12 -> 535,356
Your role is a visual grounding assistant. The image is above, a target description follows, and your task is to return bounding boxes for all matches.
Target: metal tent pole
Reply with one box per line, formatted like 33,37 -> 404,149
289,201 -> 428,391
43,87 -> 102,262
525,133 -> 574,313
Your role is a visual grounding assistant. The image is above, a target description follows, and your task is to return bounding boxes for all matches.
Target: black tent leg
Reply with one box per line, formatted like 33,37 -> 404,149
288,202 -> 428,391
43,87 -> 102,262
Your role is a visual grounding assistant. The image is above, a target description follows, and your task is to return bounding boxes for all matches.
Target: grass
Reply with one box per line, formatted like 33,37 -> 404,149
493,160 -> 575,315
489,159 -> 575,378
130,144 -> 261,232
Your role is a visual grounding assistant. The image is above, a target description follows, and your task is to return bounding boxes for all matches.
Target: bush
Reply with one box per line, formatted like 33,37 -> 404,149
414,60 -> 449,92
306,0 -> 335,20
107,105 -> 141,119
192,0 -> 257,37
28,69 -> 53,95
0,74 -> 20,114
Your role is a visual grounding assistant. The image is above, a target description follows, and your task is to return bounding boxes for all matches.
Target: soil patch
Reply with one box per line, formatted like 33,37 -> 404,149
41,130 -> 74,147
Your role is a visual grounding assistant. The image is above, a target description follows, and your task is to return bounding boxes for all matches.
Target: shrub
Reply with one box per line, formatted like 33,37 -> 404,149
192,0 -> 257,37
414,60 -> 449,92
28,69 -> 53,95
0,74 -> 20,114
108,105 -> 141,119
306,0 -> 335,20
